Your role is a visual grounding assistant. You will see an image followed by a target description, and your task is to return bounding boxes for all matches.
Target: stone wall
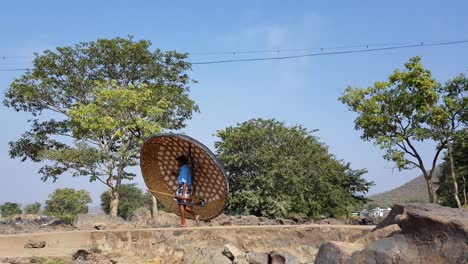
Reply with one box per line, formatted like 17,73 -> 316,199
90,225 -> 372,263
0,224 -> 373,262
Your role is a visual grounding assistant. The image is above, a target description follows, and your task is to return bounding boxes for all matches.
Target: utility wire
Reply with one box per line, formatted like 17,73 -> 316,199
191,40 -> 468,65
0,40 -> 460,58
1,40 -> 467,71
189,41 -> 419,55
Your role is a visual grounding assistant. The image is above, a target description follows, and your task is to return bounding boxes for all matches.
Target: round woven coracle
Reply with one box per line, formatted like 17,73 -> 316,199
140,133 -> 229,221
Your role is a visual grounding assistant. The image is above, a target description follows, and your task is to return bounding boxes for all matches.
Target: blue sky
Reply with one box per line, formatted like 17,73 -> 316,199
1,0 -> 467,206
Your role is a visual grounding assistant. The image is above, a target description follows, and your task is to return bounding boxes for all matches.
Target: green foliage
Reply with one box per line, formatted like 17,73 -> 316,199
24,202 -> 41,214
43,188 -> 92,223
215,118 -> 373,218
3,36 -> 198,216
100,184 -> 152,219
339,57 -> 460,203
340,57 -> 440,171
437,128 -> 468,207
0,202 -> 22,217
432,74 -> 467,207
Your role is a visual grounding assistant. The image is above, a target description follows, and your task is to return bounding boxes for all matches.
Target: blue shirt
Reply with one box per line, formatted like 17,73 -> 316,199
177,164 -> 192,186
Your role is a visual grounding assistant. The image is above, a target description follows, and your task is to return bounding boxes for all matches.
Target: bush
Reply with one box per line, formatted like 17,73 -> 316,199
24,202 -> 41,214
215,118 -> 373,218
43,188 -> 92,223
101,184 -> 152,219
0,202 -> 22,217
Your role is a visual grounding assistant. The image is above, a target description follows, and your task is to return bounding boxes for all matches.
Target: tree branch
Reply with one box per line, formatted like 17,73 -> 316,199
395,141 -> 417,158
429,139 -> 447,177
405,138 -> 427,175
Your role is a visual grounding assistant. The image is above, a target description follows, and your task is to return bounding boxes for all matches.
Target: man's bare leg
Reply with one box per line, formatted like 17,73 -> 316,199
178,204 -> 186,226
185,206 -> 200,225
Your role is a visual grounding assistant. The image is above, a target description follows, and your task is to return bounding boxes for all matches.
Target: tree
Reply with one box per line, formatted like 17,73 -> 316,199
431,75 -> 467,207
215,118 -> 373,218
24,202 -> 41,215
100,183 -> 152,219
43,188 -> 92,223
340,57 -> 445,203
3,37 -> 198,216
0,202 -> 22,217
437,128 -> 468,207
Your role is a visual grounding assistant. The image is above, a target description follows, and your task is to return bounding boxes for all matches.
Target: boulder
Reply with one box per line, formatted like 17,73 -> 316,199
73,213 -> 129,230
246,252 -> 269,264
315,204 -> 468,264
233,257 -> 250,264
270,250 -> 299,264
72,249 -> 92,261
24,240 -> 46,248
362,235 -> 420,264
222,244 -> 244,261
129,207 -> 157,226
152,211 -> 182,226
314,241 -> 364,264
354,224 -> 401,244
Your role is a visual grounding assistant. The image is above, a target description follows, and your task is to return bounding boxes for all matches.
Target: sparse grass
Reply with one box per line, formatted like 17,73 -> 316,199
29,256 -> 70,264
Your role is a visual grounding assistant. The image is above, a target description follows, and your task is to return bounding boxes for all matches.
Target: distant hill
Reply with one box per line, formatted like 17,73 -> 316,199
368,175 -> 434,207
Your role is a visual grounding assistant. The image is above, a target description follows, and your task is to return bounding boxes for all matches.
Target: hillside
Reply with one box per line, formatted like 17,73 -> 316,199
368,175 -> 431,207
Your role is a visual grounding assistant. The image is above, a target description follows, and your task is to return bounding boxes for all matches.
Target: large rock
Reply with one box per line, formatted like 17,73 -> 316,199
73,213 -> 130,230
354,224 -> 401,244
222,243 -> 244,261
246,251 -> 269,264
152,211 -> 183,226
314,241 -> 364,264
315,204 -> 468,264
270,250 -> 299,264
129,207 -> 157,227
24,240 -> 46,248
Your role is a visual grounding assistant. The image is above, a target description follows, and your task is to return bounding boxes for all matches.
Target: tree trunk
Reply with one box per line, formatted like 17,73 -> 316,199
447,141 -> 462,208
423,171 -> 435,203
462,176 -> 467,206
110,188 -> 119,217
152,195 -> 158,220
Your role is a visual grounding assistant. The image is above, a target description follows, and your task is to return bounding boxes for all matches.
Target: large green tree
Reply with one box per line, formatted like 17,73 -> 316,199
340,57 -> 445,203
3,37 -> 198,216
0,202 -> 22,217
100,183 -> 152,219
431,75 -> 467,207
44,188 -> 92,223
215,118 -> 373,218
437,128 -> 468,207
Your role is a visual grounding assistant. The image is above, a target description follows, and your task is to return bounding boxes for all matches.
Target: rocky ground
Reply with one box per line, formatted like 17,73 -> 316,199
0,209 -> 357,235
314,203 -> 468,264
2,204 -> 465,263
0,215 -> 75,235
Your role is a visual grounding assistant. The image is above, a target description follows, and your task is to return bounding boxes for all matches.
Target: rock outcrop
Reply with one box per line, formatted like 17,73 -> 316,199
315,203 -> 468,264
73,213 -> 131,230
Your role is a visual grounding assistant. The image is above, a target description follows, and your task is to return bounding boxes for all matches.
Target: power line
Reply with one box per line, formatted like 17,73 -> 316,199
0,41 -> 416,58
189,41 -> 420,55
0,40 -> 455,58
0,40 -> 467,71
191,40 -> 468,65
